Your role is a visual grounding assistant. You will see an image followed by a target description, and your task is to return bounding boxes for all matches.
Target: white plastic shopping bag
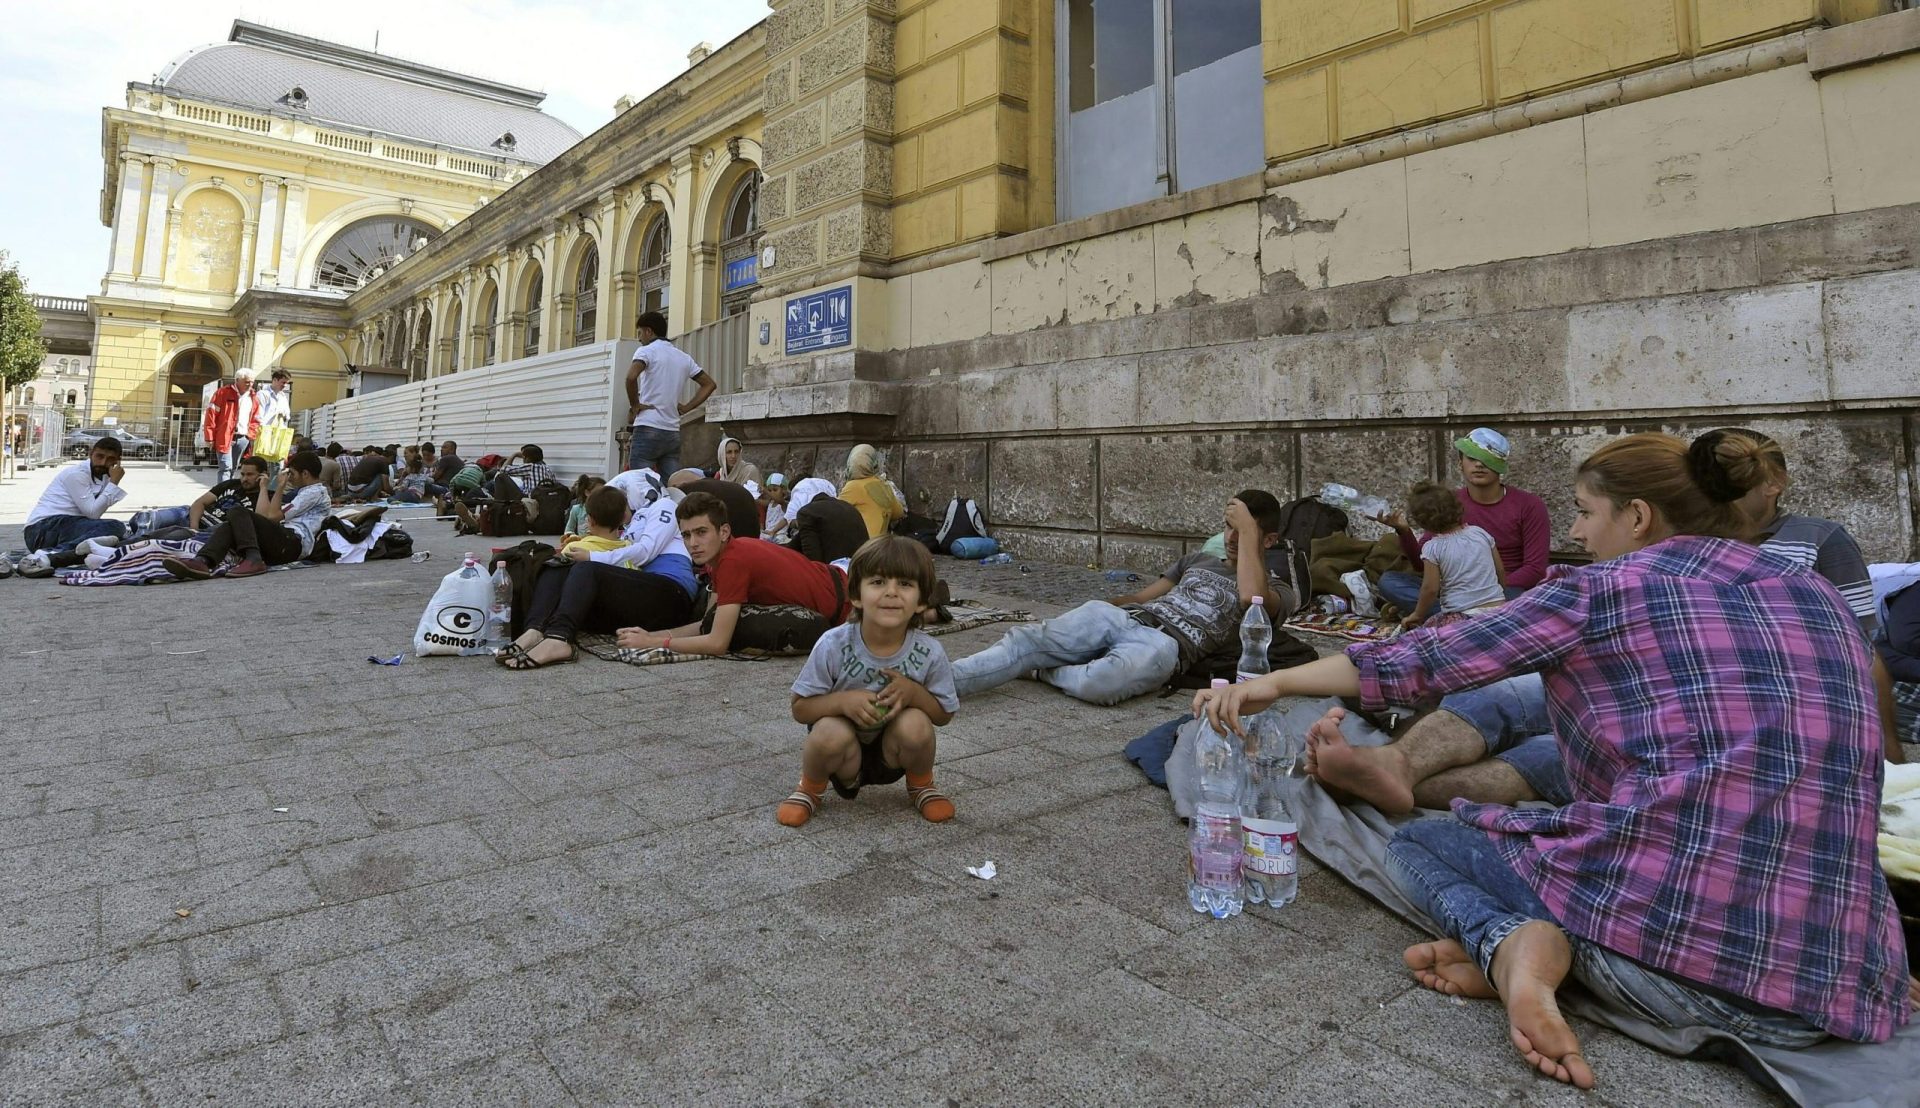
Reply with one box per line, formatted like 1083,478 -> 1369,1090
1341,569 -> 1379,617
413,562 -> 493,656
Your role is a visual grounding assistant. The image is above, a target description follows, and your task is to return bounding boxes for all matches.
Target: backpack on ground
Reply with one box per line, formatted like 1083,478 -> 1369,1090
1270,496 -> 1349,615
491,540 -> 558,639
478,499 -> 531,538
934,497 -> 989,555
1174,626 -> 1320,689
891,511 -> 940,552
530,479 -> 571,534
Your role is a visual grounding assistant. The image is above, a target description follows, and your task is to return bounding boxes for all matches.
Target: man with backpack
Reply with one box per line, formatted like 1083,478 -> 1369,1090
950,491 -> 1294,705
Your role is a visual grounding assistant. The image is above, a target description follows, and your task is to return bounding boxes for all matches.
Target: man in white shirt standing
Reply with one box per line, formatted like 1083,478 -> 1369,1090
256,369 -> 292,432
24,436 -> 129,558
626,310 -> 716,477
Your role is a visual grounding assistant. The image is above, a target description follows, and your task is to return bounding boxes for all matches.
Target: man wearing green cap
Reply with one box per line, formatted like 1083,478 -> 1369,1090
1376,426 -> 1551,615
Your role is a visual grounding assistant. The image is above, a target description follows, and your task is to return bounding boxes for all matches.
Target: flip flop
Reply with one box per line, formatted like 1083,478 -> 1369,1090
501,642 -> 577,670
494,643 -> 533,668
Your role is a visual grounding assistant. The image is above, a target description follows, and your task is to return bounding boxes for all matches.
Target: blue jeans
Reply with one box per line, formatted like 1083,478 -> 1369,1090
217,436 -> 251,483
24,515 -> 127,553
1384,817 -> 1825,1049
1437,674 -> 1572,805
628,426 -> 680,477
1379,571 -> 1528,613
952,601 -> 1180,705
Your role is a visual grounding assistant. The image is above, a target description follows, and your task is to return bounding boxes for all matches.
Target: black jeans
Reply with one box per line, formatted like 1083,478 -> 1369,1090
526,561 -> 696,642
200,508 -> 303,566
793,499 -> 867,564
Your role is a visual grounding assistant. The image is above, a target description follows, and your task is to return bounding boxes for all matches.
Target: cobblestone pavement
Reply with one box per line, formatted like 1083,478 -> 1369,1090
0,466 -> 1779,1105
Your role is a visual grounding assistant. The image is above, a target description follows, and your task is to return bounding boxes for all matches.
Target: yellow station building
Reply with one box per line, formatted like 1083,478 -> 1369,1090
93,3 -> 1920,561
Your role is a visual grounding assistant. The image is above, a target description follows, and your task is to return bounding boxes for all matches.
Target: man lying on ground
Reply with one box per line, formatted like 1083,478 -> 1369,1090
1196,431 -> 1909,1090
163,451 -> 331,580
614,492 -> 850,657
950,491 -> 1292,706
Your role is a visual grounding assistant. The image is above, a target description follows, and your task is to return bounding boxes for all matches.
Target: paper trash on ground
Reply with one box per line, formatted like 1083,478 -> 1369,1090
966,860 -> 997,881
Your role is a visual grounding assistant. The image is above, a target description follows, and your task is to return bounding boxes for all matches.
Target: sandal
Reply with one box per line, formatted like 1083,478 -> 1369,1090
501,642 -> 577,670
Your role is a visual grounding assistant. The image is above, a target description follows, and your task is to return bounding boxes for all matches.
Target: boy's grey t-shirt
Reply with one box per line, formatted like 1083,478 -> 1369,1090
791,623 -> 960,714
1127,550 -> 1291,669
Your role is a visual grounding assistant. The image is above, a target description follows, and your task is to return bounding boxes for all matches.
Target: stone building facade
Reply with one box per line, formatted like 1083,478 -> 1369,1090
151,2 -> 1920,563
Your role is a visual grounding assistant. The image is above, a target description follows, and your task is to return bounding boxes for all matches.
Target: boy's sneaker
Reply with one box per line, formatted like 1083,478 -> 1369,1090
127,510 -> 153,536
16,552 -> 54,578
162,556 -> 213,581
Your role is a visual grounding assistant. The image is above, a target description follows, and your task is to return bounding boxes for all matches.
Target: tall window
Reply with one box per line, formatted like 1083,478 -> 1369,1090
1058,0 -> 1263,221
482,288 -> 499,365
719,172 -> 761,318
640,218 -> 670,316
314,217 -> 438,290
573,242 -> 599,346
523,267 -> 543,357
410,307 -> 432,379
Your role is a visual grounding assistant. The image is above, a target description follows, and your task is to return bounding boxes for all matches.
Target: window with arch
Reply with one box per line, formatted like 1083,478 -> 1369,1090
482,287 -> 499,365
314,216 -> 439,291
639,217 -> 670,316
446,299 -> 464,374
66,390 -> 78,407
523,267 -> 544,357
410,307 -> 432,379
23,387 -> 33,405
573,241 -> 599,347
719,171 -> 761,318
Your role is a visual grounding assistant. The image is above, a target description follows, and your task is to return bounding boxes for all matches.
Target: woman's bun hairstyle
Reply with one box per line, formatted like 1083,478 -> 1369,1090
1686,430 -> 1748,503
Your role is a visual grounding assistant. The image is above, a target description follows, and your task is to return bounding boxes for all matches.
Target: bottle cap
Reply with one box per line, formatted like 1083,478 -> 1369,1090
1250,595 -> 1263,606
1210,678 -> 1229,689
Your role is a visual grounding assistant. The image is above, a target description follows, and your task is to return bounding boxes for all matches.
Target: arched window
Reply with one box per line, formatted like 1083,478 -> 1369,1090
640,217 -> 670,316
23,387 -> 33,405
719,172 -> 761,318
446,299 -> 463,374
410,307 -> 432,379
65,390 -> 78,407
573,241 -> 599,347
523,267 -> 544,357
314,217 -> 439,291
482,287 -> 499,365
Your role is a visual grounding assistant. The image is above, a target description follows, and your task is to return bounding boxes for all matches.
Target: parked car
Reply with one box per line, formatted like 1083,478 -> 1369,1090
64,427 -> 158,459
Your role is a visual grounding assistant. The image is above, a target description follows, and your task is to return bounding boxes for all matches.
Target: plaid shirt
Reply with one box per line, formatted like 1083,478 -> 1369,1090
499,461 -> 555,493
1350,535 -> 1909,1042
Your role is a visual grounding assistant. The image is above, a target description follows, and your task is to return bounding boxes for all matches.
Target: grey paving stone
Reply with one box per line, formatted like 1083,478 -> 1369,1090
0,1023 -> 131,1103
353,769 -> 529,832
189,795 -> 380,865
135,1021 -> 406,1106
0,808 -> 99,850
374,952 -> 634,1078
97,854 -> 322,950
1257,1036 -> 1526,1107
181,894 -> 419,988
0,824 -> 199,901
0,944 -> 186,1038
94,782 -> 272,836
81,979 -> 287,1078
0,888 -> 101,973
406,1046 -> 579,1107
302,823 -> 503,904
492,749 -> 654,806
274,924 -> 516,1032
465,791 -> 660,863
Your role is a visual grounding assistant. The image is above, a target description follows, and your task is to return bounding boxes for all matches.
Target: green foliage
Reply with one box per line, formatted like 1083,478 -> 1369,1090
0,253 -> 49,393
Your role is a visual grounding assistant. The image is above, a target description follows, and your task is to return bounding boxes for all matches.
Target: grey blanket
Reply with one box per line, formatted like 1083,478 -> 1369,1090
1164,697 -> 1920,1108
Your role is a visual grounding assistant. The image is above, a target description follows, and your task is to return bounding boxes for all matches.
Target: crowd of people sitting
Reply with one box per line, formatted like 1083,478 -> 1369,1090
11,407 -> 1917,1093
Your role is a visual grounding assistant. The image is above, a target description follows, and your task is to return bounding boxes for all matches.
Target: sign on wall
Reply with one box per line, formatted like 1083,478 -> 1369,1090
724,255 -> 758,292
785,286 -> 852,354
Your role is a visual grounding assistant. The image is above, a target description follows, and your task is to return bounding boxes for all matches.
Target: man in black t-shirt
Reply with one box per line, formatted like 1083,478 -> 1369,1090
345,446 -> 391,500
129,456 -> 269,539
429,440 -> 463,495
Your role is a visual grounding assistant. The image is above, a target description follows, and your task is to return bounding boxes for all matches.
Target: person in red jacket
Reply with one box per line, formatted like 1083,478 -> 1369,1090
1375,427 -> 1552,613
202,369 -> 261,482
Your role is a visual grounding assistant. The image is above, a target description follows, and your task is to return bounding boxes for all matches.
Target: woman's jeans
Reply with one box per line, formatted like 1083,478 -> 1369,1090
1384,817 -> 1826,1049
526,561 -> 696,642
951,601 -> 1180,706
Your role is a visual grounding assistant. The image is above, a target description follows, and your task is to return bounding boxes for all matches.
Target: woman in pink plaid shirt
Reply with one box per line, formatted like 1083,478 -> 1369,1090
1199,431 -> 1909,1090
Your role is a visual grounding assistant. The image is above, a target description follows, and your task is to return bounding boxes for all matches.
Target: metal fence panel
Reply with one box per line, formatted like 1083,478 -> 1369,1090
679,314 -> 750,397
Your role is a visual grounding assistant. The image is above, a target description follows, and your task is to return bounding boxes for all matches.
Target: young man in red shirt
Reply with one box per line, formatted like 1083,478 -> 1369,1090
617,492 -> 849,656
1376,426 -> 1551,613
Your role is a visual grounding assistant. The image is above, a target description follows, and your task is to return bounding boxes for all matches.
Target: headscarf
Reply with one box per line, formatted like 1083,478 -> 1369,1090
845,443 -> 881,480
716,436 -> 750,482
788,477 -> 838,515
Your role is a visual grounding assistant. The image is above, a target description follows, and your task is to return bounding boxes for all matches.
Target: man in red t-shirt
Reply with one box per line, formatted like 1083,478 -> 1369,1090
617,491 -> 849,656
1376,426 -> 1552,614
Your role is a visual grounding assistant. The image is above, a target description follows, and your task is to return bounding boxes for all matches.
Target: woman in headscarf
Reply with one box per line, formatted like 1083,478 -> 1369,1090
838,443 -> 903,539
713,436 -> 762,487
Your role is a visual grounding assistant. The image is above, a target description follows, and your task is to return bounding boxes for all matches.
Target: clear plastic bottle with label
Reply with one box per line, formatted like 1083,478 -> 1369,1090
1237,595 -> 1271,684
1187,679 -> 1247,919
485,561 -> 512,648
1242,711 -> 1300,910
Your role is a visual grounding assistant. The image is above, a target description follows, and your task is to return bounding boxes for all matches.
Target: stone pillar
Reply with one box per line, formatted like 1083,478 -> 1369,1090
277,181 -> 307,287
499,251 -> 525,358
234,220 -> 257,296
537,227 -> 561,354
666,147 -> 698,337
595,192 -> 621,342
256,175 -> 285,285
108,153 -> 145,279
137,157 -> 175,283
428,286 -> 451,377
758,0 -> 896,294
161,209 -> 184,289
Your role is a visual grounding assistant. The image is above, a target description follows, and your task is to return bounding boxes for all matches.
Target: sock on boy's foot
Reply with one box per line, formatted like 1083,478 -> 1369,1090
777,776 -> 828,827
905,772 -> 955,823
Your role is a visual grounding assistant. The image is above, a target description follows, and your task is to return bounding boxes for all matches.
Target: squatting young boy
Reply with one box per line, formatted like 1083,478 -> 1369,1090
777,535 -> 959,827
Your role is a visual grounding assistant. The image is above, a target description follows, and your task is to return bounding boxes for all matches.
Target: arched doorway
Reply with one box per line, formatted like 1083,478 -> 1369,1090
164,348 -> 224,463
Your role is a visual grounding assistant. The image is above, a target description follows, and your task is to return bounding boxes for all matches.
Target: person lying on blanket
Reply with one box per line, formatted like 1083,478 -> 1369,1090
1194,431 -> 1909,1089
613,492 -> 850,657
499,476 -> 698,670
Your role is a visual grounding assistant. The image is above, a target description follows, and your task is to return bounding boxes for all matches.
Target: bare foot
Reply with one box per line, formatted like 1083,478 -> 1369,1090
1490,921 -> 1596,1090
1308,719 -> 1418,815
1404,939 -> 1498,999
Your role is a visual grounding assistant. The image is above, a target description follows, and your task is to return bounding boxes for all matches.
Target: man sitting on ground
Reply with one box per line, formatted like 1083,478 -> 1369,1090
616,492 -> 850,657
498,444 -> 554,495
344,445 -> 390,501
129,455 -> 271,540
319,443 -> 346,498
430,440 -> 462,496
23,436 -> 128,562
1376,427 -> 1551,612
163,451 -> 332,580
951,491 -> 1293,706
786,476 -> 868,565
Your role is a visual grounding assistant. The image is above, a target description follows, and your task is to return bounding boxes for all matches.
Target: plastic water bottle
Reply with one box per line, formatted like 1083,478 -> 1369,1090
1242,712 -> 1300,910
981,552 -> 1014,565
458,552 -> 481,578
485,561 -> 512,648
1237,595 -> 1271,684
1187,680 -> 1247,919
1358,495 -> 1391,520
1318,482 -> 1363,510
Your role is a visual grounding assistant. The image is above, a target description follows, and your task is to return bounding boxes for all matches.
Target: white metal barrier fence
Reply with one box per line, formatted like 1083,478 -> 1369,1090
297,341 -> 637,481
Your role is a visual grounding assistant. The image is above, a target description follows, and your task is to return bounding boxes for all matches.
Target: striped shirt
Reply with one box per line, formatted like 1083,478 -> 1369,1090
1348,535 -> 1909,1043
1758,513 -> 1878,636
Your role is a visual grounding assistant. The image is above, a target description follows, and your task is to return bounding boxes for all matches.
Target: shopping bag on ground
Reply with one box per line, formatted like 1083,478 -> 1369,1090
413,561 -> 494,656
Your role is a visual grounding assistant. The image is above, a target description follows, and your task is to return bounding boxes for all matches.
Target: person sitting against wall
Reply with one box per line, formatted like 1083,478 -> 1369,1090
788,476 -> 868,565
838,444 -> 904,540
759,473 -> 794,544
1197,431 -> 1910,1089
1375,427 -> 1551,614
497,443 -> 555,496
713,435 -> 762,487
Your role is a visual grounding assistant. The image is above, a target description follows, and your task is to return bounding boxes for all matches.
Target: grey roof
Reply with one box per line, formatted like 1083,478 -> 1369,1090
151,31 -> 582,163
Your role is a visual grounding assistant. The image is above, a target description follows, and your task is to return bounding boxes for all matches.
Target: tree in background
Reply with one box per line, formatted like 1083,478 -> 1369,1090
1,254 -> 49,473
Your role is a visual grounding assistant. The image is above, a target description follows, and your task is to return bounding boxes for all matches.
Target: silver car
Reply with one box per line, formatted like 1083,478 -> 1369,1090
64,427 -> 158,459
